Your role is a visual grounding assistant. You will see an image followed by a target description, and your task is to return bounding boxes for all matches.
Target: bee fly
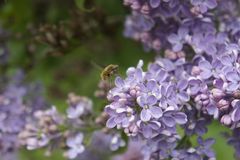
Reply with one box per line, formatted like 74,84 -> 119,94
100,64 -> 119,81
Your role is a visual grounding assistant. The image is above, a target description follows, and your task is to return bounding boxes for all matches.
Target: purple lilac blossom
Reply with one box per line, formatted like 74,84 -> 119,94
65,133 -> 85,159
66,93 -> 92,119
77,131 -> 128,160
190,0 -> 217,14
141,134 -> 215,159
105,59 -> 198,159
182,104 -> 211,136
186,42 -> 240,131
172,137 -> 215,160
105,59 -> 188,139
19,107 -> 64,150
19,93 -> 101,159
0,72 -> 46,156
110,133 -> 126,151
123,0 -> 240,55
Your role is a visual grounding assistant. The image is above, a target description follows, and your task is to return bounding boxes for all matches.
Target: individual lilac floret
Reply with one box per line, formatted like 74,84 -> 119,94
105,59 -> 188,140
168,27 -> 189,52
137,94 -> 163,122
110,133 -> 126,151
65,133 -> 85,159
190,0 -> 217,13
226,71 -> 240,92
192,33 -> 217,55
66,93 -> 92,119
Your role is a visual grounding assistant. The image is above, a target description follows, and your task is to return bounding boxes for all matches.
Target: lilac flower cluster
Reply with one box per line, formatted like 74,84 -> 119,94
182,104 -> 211,136
105,44 -> 240,158
0,72 -> 46,157
105,59 -> 188,139
105,38 -> 240,159
107,1 -> 240,159
171,137 -> 215,160
188,43 -> 240,129
0,81 -> 27,154
19,93 -> 114,159
123,0 -> 240,54
19,107 -> 64,150
104,56 -> 223,159
19,91 -> 133,159
105,58 -> 201,159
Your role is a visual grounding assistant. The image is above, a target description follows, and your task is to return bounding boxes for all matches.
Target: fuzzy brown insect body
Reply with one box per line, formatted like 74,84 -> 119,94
100,64 -> 119,81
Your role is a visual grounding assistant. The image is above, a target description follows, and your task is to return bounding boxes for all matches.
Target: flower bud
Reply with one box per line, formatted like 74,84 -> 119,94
152,39 -> 161,51
221,115 -> 232,126
211,88 -> 225,99
217,99 -> 229,111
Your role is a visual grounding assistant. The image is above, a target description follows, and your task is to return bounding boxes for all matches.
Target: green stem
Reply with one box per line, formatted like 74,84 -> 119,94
176,134 -> 191,149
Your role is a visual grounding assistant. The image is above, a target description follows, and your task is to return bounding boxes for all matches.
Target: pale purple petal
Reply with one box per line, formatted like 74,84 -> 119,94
106,117 -> 117,128
177,79 -> 188,90
227,83 -> 239,91
115,77 -> 125,87
137,96 -> 146,107
178,92 -> 190,102
226,72 -> 239,82
67,149 -> 79,159
206,0 -> 217,9
149,121 -> 161,130
174,112 -> 187,124
199,60 -> 212,70
150,0 -> 160,8
142,126 -> 153,138
232,106 -> 240,122
162,116 -> 176,127
147,95 -> 157,106
200,70 -> 212,79
173,43 -> 183,52
146,80 -> 157,90
178,27 -> 188,37
141,109 -> 151,121
168,34 -> 180,43
149,106 -> 163,119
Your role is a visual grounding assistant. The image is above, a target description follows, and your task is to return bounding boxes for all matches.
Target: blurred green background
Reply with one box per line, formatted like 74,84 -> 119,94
0,0 -> 235,159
